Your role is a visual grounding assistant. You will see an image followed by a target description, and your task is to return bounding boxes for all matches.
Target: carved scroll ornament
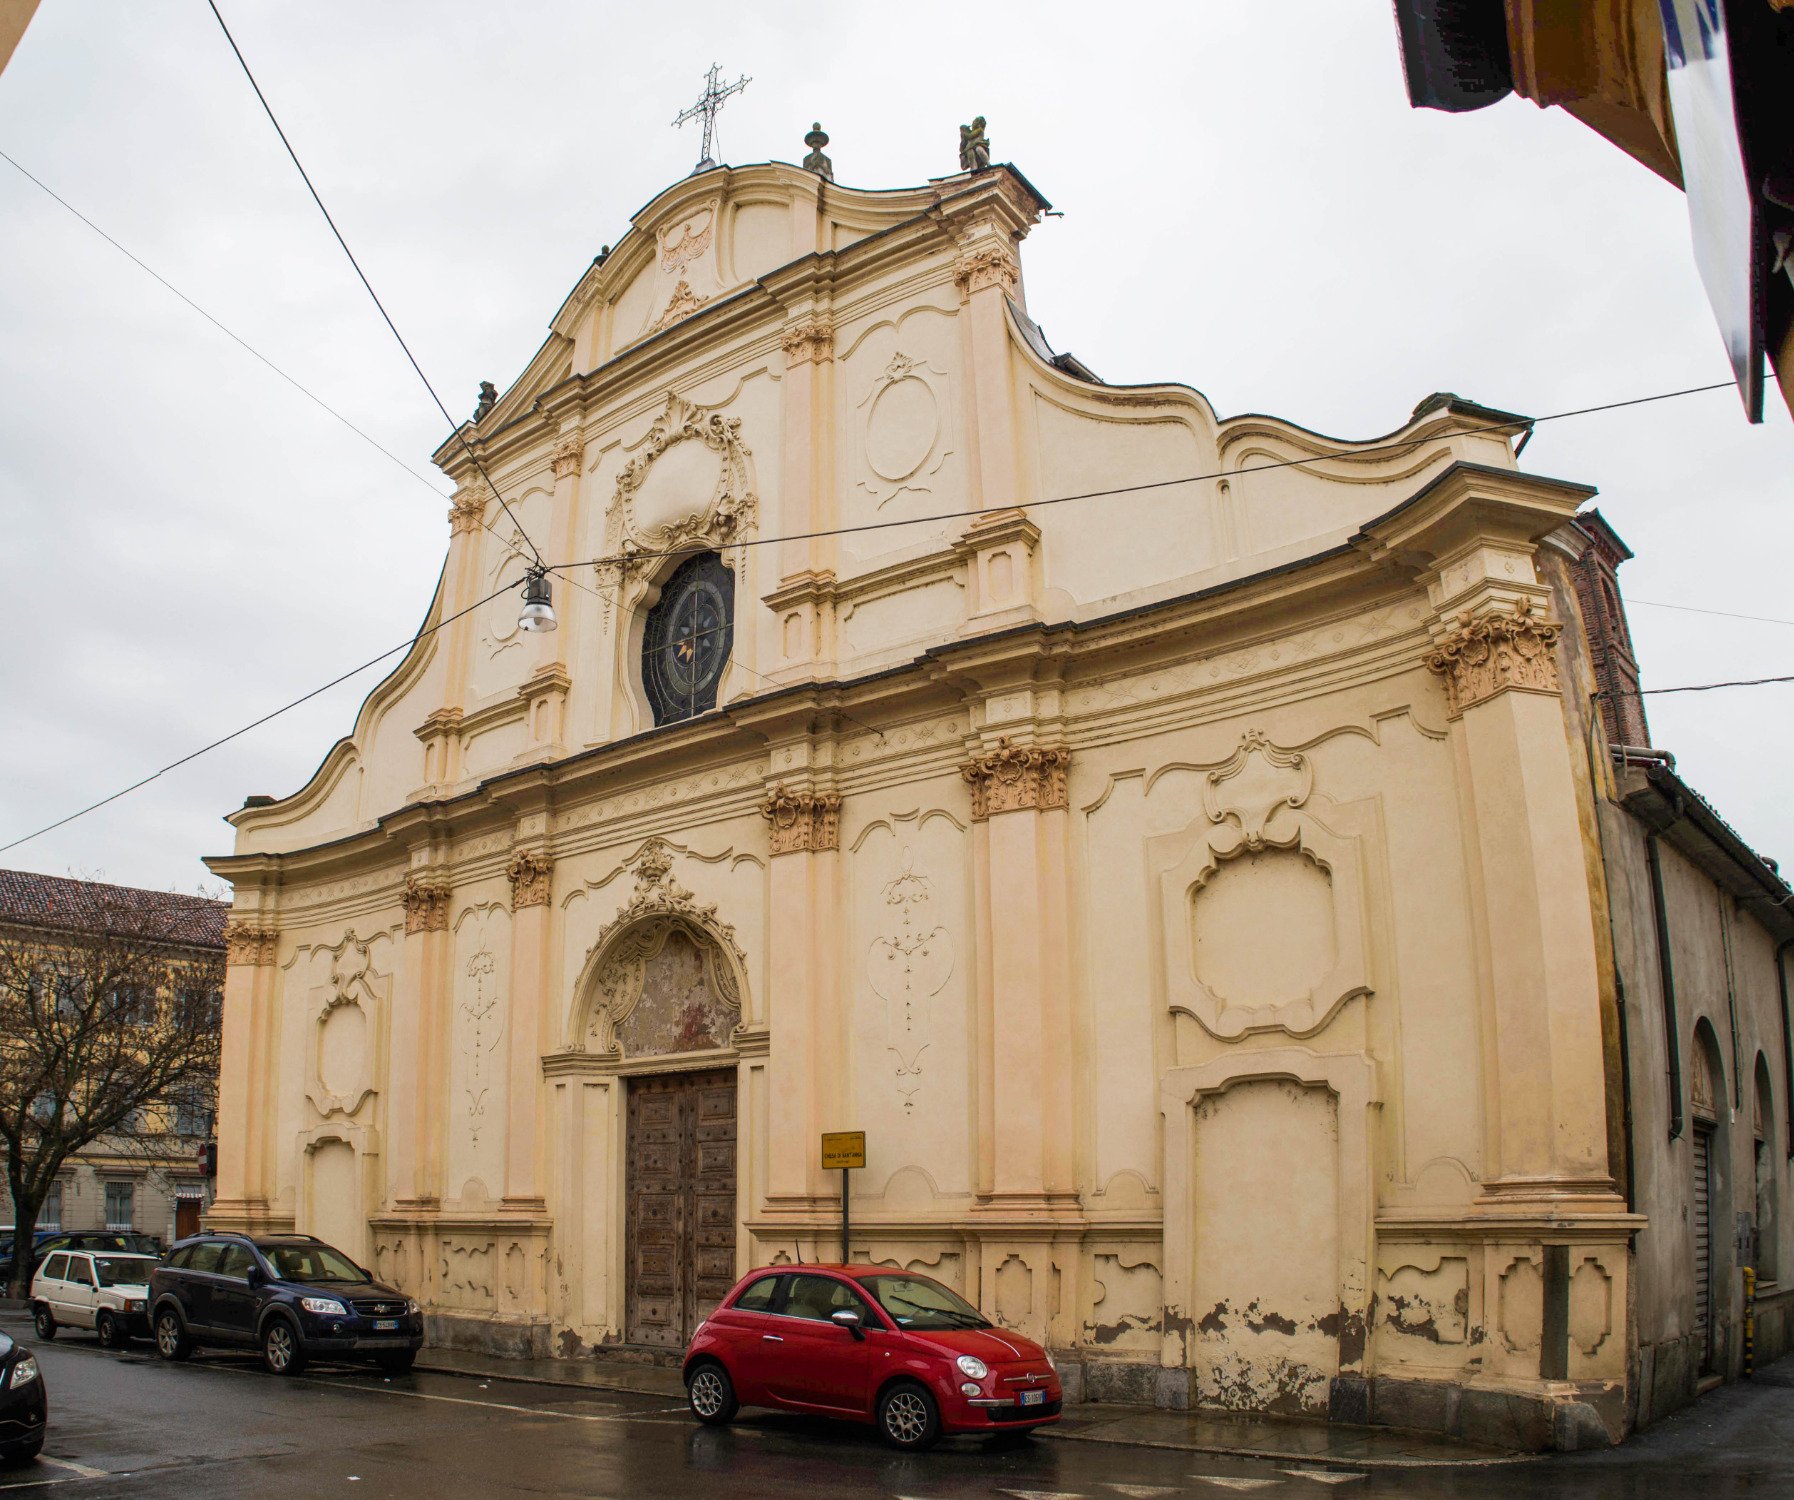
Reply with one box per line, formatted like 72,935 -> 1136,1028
402,875 -> 452,935
760,784 -> 842,855
224,921 -> 279,967
610,392 -> 757,558
961,737 -> 1070,820
649,279 -> 708,334
1425,598 -> 1562,717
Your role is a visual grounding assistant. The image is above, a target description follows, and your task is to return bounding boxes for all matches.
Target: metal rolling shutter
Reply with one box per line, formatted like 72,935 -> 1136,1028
1694,1126 -> 1714,1360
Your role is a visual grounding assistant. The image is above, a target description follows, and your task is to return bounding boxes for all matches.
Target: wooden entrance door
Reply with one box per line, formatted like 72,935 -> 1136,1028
625,1068 -> 738,1348
175,1198 -> 201,1241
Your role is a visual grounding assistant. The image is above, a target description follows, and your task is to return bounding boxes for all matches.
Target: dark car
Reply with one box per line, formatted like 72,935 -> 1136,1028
0,1326 -> 45,1465
682,1266 -> 1061,1450
148,1232 -> 422,1376
0,1233 -> 55,1288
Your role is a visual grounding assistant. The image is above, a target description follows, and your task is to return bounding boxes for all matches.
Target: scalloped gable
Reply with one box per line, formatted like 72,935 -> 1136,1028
436,162 -> 1048,457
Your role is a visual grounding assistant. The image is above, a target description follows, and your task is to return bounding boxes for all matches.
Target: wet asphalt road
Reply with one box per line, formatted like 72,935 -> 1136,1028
5,1328 -> 1792,1498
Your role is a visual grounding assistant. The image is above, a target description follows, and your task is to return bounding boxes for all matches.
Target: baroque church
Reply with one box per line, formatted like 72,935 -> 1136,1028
207,132 -> 1794,1447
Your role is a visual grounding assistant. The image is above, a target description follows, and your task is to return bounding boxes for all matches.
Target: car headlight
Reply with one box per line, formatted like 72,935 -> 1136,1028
1044,1350 -> 1056,1371
129,1299 -> 146,1312
405,1298 -> 419,1316
301,1297 -> 347,1316
955,1355 -> 988,1380
9,1354 -> 39,1389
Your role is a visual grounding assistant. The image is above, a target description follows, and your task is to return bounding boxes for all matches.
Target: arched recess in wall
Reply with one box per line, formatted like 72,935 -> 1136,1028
296,1122 -> 376,1266
1689,1019 -> 1729,1375
1755,1053 -> 1779,1284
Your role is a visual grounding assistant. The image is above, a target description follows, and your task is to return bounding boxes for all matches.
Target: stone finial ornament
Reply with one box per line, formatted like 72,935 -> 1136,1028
959,116 -> 990,172
473,381 -> 497,423
802,122 -> 833,181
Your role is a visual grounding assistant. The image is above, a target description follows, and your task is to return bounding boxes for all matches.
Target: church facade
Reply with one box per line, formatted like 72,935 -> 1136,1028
206,153 -> 1794,1446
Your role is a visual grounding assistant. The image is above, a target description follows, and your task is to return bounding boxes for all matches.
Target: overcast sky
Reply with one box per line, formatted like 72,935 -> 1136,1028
0,2 -> 1788,896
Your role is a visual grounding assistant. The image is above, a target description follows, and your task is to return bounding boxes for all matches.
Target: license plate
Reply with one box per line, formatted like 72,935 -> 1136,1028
1019,1388 -> 1045,1407
373,1319 -> 399,1331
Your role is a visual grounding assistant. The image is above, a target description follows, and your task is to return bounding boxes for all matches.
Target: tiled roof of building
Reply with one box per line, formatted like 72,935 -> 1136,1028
0,868 -> 228,949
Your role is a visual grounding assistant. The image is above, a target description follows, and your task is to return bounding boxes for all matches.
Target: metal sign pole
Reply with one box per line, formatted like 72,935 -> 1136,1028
842,1167 -> 850,1264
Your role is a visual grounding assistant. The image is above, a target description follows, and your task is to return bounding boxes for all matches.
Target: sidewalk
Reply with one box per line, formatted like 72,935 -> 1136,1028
415,1345 -> 1522,1470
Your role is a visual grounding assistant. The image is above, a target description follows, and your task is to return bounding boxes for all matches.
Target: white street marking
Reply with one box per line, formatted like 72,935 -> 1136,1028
998,1491 -> 1088,1499
1107,1486 -> 1183,1497
1190,1481 -> 1280,1492
1281,1473 -> 1366,1486
37,1458 -> 109,1479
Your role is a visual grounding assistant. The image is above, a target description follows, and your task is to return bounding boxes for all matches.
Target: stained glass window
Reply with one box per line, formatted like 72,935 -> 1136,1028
642,552 -> 734,726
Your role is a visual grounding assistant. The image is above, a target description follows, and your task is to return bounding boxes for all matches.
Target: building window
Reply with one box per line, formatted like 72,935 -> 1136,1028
104,1181 -> 134,1232
173,1087 -> 212,1138
40,1182 -> 63,1232
642,552 -> 734,726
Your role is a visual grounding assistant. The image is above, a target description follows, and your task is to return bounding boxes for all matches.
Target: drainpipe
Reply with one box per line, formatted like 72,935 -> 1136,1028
1779,940 -> 1794,1160
1646,831 -> 1685,1141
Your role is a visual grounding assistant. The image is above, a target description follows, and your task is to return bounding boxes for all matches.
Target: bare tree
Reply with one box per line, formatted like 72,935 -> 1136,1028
0,883 -> 223,1295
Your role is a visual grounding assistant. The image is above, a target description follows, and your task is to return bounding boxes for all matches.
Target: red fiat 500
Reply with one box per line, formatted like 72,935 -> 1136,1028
682,1265 -> 1061,1450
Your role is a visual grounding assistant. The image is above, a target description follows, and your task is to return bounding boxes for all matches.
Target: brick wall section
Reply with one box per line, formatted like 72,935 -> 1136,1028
1572,508 -> 1650,750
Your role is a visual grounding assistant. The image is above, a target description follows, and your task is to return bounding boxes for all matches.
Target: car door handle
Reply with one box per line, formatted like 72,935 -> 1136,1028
762,1334 -> 783,1342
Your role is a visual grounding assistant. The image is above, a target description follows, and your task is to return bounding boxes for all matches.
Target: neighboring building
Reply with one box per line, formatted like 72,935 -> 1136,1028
0,870 -> 225,1245
204,147 -> 1789,1449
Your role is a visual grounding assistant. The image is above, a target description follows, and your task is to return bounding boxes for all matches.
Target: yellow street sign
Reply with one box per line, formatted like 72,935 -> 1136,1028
820,1131 -> 866,1170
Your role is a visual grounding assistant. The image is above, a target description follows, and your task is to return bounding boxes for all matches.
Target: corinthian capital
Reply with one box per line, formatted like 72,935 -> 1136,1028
952,243 -> 1019,302
779,317 -> 835,366
961,737 -> 1070,820
760,784 -> 842,855
550,435 -> 585,481
224,921 -> 279,967
506,849 -> 554,909
1425,598 -> 1563,717
402,874 -> 452,934
448,485 -> 490,535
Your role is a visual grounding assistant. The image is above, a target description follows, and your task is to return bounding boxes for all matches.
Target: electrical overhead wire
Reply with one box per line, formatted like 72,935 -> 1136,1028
0,580 -> 524,858
204,0 -> 545,566
0,366 -> 1757,855
1625,674 -> 1794,697
0,146 -> 539,572
1627,599 -> 1794,628
553,380 -> 1738,575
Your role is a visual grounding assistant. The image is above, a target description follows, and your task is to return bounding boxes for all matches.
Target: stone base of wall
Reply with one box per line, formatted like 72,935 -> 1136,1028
424,1310 -> 553,1361
1354,1375 -> 1624,1452
1056,1356 -> 1624,1452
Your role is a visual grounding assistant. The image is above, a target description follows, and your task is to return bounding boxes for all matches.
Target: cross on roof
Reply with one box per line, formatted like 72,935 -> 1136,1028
673,63 -> 751,172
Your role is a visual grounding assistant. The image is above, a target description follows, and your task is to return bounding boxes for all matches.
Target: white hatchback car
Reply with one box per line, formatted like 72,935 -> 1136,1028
31,1250 -> 159,1348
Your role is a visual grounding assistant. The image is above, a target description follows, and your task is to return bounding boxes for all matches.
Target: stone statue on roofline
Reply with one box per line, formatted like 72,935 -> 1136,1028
802,122 -> 834,181
474,381 -> 497,423
959,116 -> 990,172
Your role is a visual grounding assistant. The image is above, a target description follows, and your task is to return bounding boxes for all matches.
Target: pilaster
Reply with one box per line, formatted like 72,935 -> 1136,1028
212,916 -> 280,1227
962,734 -> 1076,1215
777,312 -> 836,587
396,869 -> 452,1208
503,846 -> 554,1211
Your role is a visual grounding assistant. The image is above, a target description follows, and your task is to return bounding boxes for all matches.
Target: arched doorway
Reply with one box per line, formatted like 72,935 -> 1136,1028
573,885 -> 748,1351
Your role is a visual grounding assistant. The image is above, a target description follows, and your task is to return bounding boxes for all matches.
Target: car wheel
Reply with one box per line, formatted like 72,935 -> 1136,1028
96,1310 -> 125,1349
262,1318 -> 307,1376
154,1308 -> 192,1361
877,1380 -> 941,1451
31,1307 -> 54,1341
374,1350 -> 416,1374
685,1361 -> 738,1425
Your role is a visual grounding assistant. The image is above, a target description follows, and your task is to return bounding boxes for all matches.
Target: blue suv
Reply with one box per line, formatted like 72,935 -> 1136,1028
148,1232 -> 422,1375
